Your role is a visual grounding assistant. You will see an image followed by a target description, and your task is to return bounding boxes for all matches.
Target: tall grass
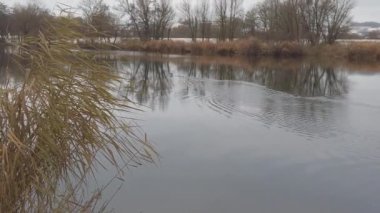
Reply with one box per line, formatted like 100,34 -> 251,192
80,38 -> 380,62
346,42 -> 380,61
80,38 -> 306,58
0,17 -> 156,212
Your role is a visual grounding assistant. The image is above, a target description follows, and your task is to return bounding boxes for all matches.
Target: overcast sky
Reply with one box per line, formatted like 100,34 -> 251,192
4,0 -> 380,22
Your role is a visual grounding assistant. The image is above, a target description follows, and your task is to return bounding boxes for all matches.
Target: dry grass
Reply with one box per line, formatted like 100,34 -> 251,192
234,38 -> 267,56
305,42 -> 380,62
270,41 -> 305,57
346,42 -> 380,62
80,38 -> 380,63
80,38 -> 307,58
0,17 -> 156,212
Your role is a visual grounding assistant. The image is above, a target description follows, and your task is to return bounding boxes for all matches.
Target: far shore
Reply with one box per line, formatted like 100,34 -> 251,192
77,38 -> 380,63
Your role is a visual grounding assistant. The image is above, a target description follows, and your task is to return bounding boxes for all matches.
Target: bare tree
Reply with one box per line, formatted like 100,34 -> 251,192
215,0 -> 228,41
152,0 -> 175,40
324,0 -> 354,44
179,0 -> 198,42
255,2 -> 269,34
119,0 -> 150,41
199,0 -> 211,41
10,3 -> 50,39
80,0 -> 118,42
227,0 -> 243,41
244,8 -> 258,37
118,0 -> 174,41
297,0 -> 353,44
80,0 -> 105,22
299,0 -> 332,45
277,0 -> 303,41
249,0 -> 352,43
255,0 -> 281,39
0,2 -> 9,42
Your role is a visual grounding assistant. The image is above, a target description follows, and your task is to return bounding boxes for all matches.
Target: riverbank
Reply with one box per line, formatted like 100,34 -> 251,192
96,50 -> 380,74
78,38 -> 380,62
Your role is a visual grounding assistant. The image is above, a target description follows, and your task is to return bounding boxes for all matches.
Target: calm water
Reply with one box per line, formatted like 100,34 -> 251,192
4,50 -> 380,212
99,53 -> 380,213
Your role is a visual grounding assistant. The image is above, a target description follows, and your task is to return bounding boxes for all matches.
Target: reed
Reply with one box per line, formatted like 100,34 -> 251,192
81,38 -> 307,58
346,42 -> 380,62
80,38 -> 380,62
0,17 -> 156,212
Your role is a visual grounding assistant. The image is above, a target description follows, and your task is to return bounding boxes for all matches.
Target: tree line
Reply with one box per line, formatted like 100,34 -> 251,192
0,0 -> 354,45
246,0 -> 354,44
0,2 -> 50,42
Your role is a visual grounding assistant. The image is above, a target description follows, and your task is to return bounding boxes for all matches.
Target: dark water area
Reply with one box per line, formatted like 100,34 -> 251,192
97,52 -> 380,213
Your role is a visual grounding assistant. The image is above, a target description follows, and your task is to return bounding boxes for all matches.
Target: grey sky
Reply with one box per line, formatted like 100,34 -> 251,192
4,0 -> 380,22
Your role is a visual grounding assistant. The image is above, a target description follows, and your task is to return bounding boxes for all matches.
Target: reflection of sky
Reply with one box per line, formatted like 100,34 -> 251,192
98,58 -> 380,213
347,74 -> 380,108
345,74 -> 380,139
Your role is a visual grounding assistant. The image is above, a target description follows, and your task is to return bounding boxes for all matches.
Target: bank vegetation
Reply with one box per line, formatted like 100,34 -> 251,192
1,0 -> 380,62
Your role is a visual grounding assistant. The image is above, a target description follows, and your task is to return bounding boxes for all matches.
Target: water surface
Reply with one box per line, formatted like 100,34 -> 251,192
2,49 -> 379,212
98,53 -> 380,213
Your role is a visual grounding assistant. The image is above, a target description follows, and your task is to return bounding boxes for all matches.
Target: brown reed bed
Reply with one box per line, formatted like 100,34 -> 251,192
345,42 -> 380,62
79,38 -> 380,63
79,38 -> 305,58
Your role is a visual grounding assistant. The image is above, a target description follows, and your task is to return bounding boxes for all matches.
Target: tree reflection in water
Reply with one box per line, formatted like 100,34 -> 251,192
114,55 -> 350,139
110,55 -> 349,139
174,59 -> 349,138
118,59 -> 173,111
114,56 -> 349,113
178,61 -> 348,98
255,64 -> 348,97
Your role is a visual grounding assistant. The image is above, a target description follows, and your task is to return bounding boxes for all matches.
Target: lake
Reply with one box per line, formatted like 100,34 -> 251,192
93,52 -> 380,213
2,50 -> 380,213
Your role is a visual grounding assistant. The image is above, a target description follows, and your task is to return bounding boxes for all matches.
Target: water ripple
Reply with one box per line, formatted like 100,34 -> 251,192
180,79 -> 355,140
